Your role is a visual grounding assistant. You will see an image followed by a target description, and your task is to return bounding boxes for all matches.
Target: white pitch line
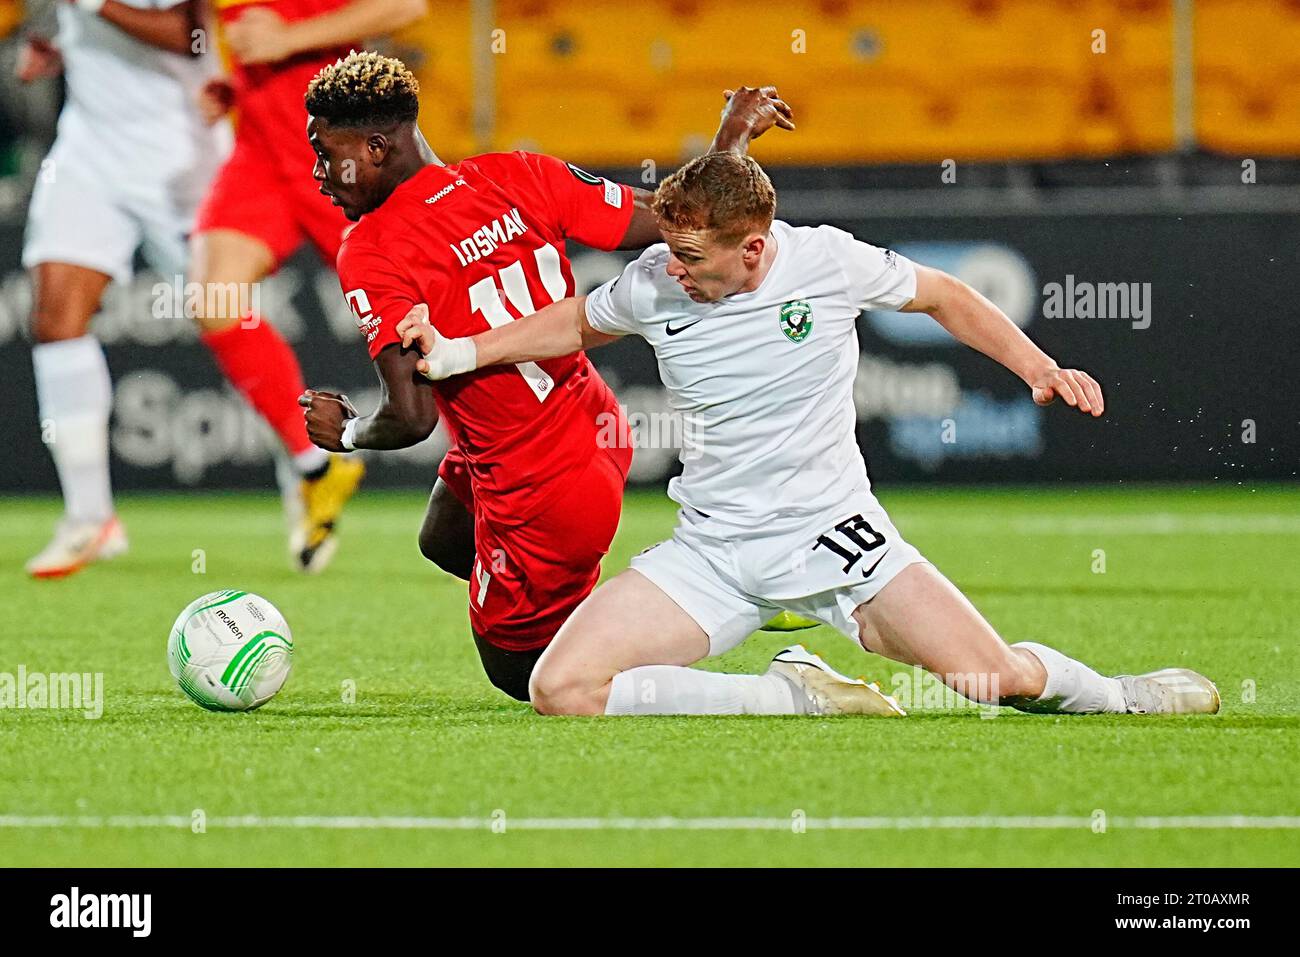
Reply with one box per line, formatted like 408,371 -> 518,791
1,815 -> 1299,831
120,513 -> 1300,538
899,514 -> 1300,536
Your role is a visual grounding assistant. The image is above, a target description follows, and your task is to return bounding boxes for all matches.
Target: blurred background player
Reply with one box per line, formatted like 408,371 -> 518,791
17,0 -> 426,577
186,0 -> 427,571
18,0 -> 227,577
297,52 -> 792,699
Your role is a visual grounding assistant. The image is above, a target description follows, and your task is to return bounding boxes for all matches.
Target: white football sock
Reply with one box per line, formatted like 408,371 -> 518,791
1010,641 -> 1126,714
293,446 -> 330,476
32,336 -> 114,524
605,666 -> 798,715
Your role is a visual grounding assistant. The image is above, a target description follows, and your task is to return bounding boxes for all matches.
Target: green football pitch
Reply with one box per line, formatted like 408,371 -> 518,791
2,485 -> 1297,867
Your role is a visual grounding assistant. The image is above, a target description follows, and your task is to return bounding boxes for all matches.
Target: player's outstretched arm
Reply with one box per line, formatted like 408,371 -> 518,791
298,346 -> 438,452
616,86 -> 794,249
225,0 -> 426,66
84,0 -> 205,57
901,264 -> 1105,417
395,298 -> 617,381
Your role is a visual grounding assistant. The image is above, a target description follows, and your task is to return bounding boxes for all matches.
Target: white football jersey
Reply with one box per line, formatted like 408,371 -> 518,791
52,1 -> 224,176
585,220 -> 918,527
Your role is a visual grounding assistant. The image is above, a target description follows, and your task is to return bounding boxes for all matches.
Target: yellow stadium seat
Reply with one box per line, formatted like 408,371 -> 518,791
493,80 -> 671,164
496,0 -> 665,77
1197,68 -> 1300,156
0,1 -> 21,42
1090,0 -> 1173,71
1108,66 -> 1175,153
942,70 -> 1092,161
931,0 -> 1095,78
1194,0 -> 1300,154
392,2 -> 477,158
733,71 -> 952,164
398,0 -> 1300,163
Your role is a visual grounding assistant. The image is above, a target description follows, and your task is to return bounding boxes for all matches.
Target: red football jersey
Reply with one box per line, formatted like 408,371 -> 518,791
336,152 -> 636,524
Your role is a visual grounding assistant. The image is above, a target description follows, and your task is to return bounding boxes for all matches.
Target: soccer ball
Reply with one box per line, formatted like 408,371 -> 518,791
167,590 -> 294,712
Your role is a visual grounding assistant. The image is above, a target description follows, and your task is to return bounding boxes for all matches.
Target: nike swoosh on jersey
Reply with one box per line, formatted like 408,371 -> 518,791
665,318 -> 704,336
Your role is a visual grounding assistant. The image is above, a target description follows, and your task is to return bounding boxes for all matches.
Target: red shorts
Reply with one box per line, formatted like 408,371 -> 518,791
194,127 -> 351,266
438,443 -> 632,652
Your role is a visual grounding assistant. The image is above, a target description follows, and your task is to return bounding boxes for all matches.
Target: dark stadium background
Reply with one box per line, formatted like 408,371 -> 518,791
1,0 -> 1296,494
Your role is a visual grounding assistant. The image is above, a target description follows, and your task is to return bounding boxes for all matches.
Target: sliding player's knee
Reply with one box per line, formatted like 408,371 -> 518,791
528,662 -> 603,717
416,523 -> 473,580
415,524 -> 442,566
994,646 -> 1047,701
418,485 -> 474,580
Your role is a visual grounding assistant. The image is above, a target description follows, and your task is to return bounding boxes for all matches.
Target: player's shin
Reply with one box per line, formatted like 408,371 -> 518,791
200,318 -> 328,476
1006,641 -> 1127,714
603,666 -> 800,716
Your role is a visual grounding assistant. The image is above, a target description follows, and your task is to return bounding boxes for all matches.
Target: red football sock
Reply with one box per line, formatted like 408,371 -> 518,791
201,318 -> 314,456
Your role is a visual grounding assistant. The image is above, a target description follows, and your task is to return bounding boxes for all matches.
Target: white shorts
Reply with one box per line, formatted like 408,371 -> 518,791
631,489 -> 927,657
22,134 -> 204,283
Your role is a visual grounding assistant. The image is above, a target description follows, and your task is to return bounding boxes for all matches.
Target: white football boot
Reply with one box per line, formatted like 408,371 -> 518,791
25,516 -> 128,579
767,645 -> 907,716
1118,668 -> 1221,714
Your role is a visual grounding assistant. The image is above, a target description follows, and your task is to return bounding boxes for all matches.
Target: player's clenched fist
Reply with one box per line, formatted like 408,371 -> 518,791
1029,366 -> 1105,417
395,304 -> 478,381
197,78 -> 236,127
225,8 -> 296,65
298,389 -> 359,452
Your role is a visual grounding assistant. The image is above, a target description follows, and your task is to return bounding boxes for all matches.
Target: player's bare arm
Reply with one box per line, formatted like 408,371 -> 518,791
709,86 -> 795,153
901,264 -> 1105,417
226,0 -> 427,66
80,0 -> 205,57
298,346 -> 437,452
15,34 -> 62,83
617,86 -> 794,249
395,297 -> 616,382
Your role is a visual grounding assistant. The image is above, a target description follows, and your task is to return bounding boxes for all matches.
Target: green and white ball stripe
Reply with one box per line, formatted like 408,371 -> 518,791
167,590 -> 294,712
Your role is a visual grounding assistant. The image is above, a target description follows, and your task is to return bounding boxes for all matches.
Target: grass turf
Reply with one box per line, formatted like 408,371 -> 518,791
1,485 -> 1296,867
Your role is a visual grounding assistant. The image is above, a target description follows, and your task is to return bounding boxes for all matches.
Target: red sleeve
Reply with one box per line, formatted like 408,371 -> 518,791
517,152 -> 635,251
336,237 -> 420,360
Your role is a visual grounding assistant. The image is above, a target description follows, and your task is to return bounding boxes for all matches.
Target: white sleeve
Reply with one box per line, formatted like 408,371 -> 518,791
583,257 -> 641,336
819,225 -> 918,311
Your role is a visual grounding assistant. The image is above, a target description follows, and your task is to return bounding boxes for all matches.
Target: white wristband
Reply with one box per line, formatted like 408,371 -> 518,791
340,417 -> 359,452
75,0 -> 108,15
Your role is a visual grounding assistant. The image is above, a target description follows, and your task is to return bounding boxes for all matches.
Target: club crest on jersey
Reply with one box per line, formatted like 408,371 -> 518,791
779,300 -> 813,343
